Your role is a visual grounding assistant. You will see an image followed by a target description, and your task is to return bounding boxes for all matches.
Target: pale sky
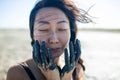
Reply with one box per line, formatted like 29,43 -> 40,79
0,0 -> 120,29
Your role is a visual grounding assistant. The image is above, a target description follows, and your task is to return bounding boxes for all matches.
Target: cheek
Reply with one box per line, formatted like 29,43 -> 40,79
33,35 -> 48,43
60,31 -> 70,48
33,29 -> 48,43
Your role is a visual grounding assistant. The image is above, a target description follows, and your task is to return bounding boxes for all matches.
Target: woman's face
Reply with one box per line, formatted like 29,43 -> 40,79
33,7 -> 70,59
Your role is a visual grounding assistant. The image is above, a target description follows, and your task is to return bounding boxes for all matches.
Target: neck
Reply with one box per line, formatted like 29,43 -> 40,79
55,55 -> 65,69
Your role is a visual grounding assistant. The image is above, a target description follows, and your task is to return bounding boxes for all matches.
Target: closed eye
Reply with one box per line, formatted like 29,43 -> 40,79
58,29 -> 67,31
38,29 -> 48,32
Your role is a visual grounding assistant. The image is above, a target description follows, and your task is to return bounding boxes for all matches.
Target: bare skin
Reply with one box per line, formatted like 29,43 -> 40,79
7,59 -> 45,80
7,58 -> 85,80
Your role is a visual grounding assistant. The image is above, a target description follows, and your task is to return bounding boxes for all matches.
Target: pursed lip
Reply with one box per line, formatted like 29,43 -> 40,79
51,48 -> 61,52
49,47 -> 62,57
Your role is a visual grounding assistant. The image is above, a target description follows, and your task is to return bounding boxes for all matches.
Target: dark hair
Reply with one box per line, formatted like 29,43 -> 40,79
29,0 -> 92,45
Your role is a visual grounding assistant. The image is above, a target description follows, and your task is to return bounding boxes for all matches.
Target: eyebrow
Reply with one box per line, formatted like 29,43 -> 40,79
38,21 -> 49,24
57,20 -> 68,24
38,20 -> 68,25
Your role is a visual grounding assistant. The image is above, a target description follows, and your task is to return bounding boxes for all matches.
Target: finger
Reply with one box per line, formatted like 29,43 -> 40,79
75,39 -> 81,62
33,40 -> 42,64
61,49 -> 71,77
35,40 -> 42,64
41,41 -> 48,65
48,48 -> 56,70
47,48 -> 53,63
64,48 -> 70,70
69,41 -> 75,64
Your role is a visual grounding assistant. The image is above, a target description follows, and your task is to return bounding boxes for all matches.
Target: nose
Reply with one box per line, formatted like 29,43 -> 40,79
48,32 -> 59,44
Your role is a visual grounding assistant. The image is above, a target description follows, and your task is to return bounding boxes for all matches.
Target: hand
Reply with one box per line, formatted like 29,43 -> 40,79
32,40 -> 60,80
60,39 -> 81,80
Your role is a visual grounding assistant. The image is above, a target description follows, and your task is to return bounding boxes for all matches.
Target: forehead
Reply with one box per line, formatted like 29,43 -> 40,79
35,7 -> 69,22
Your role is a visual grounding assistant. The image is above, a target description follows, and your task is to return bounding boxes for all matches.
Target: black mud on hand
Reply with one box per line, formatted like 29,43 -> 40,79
60,39 -> 81,77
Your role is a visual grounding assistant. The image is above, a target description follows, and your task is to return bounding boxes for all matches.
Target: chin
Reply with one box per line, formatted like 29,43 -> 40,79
53,54 -> 61,60
52,51 -> 62,58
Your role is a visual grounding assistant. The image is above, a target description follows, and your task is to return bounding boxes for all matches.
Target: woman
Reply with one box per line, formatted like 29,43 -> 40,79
7,0 -> 91,80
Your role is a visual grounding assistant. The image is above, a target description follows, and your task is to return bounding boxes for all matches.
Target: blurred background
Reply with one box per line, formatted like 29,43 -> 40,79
0,0 -> 120,80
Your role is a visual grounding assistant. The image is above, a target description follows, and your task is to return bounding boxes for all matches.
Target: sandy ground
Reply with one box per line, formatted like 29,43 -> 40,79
0,29 -> 120,80
77,30 -> 120,80
0,29 -> 32,80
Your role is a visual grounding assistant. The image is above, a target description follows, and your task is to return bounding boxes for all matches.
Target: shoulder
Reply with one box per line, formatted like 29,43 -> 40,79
6,62 -> 31,80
